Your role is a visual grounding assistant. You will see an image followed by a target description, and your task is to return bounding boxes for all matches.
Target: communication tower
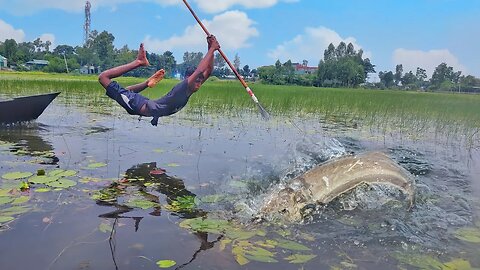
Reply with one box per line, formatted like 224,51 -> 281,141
84,1 -> 91,46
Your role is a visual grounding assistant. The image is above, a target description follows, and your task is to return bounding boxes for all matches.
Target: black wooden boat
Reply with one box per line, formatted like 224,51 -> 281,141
0,92 -> 60,124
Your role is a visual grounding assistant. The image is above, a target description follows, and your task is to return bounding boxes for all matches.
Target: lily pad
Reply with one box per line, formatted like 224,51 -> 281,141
166,163 -> 180,167
156,260 -> 176,268
285,254 -> 317,264
49,169 -> 77,178
0,216 -> 14,224
0,197 -> 14,206
0,206 -> 30,216
200,194 -> 225,203
46,179 -> 77,188
2,172 -> 33,180
275,238 -> 311,251
454,227 -> 480,243
126,199 -> 159,210
29,175 -> 59,184
99,222 -> 112,233
11,196 -> 30,205
34,188 -> 52,193
87,162 -> 107,169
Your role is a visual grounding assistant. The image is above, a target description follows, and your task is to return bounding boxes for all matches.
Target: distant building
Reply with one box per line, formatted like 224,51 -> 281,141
293,62 -> 318,75
0,55 -> 7,69
25,59 -> 49,70
80,65 -> 100,74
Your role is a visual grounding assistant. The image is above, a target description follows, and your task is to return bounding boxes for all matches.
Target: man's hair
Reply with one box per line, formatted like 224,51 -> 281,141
184,66 -> 196,78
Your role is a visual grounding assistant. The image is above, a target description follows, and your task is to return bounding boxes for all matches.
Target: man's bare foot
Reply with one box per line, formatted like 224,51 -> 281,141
136,43 -> 150,66
147,69 -> 165,87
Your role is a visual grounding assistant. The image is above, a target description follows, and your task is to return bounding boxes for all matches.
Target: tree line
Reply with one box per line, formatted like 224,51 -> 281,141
257,42 -> 480,92
1,30 -> 479,92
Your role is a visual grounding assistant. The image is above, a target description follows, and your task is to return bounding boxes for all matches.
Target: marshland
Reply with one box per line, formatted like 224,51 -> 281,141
1,72 -> 480,269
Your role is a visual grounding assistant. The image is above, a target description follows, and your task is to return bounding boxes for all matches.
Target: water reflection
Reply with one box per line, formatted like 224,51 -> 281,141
96,162 -> 222,270
0,123 -> 59,164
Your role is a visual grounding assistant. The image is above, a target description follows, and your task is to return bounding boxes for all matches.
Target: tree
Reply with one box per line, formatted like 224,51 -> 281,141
159,51 -> 177,77
214,53 -> 226,69
430,62 -> 458,90
335,42 -> 346,58
317,42 -> 374,87
90,30 -> 115,70
324,43 -> 335,61
233,53 -> 241,71
379,71 -> 395,88
3,39 -> 18,63
242,65 -> 251,78
401,71 -> 417,88
53,45 -> 75,56
415,67 -> 427,82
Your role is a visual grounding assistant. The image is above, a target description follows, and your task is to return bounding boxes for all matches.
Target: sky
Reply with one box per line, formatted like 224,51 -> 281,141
1,0 -> 480,80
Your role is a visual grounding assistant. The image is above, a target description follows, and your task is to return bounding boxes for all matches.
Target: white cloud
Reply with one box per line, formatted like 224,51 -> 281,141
193,0 -> 295,13
393,48 -> 467,77
0,19 -> 26,42
0,0 -> 294,15
143,10 -> 258,53
39,33 -> 56,50
268,26 -> 370,66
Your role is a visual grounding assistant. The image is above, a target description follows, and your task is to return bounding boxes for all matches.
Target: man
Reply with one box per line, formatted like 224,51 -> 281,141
98,35 -> 220,126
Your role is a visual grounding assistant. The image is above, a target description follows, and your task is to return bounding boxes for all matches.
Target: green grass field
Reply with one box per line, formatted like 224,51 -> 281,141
1,71 -> 479,131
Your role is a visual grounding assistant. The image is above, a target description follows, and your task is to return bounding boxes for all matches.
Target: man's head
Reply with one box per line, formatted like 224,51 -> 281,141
185,66 -> 204,92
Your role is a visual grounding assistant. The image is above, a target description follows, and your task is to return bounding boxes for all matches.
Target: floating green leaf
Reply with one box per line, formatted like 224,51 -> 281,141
34,188 -> 51,193
442,258 -> 474,270
244,254 -> 278,263
167,195 -> 196,211
454,227 -> 480,243
126,199 -> 159,210
0,206 -> 30,216
225,229 -> 257,240
0,197 -> 14,206
0,188 -> 12,197
11,196 -> 29,205
29,175 -> 59,184
166,163 -> 180,167
2,172 -> 33,180
394,253 -> 444,270
275,238 -> 311,251
49,169 -> 77,178
99,222 -> 112,233
153,149 -> 164,153
87,162 -> 107,169
156,260 -> 176,268
46,179 -> 77,188
285,254 -> 317,264
179,218 -> 230,234
200,194 -> 225,203
0,216 -> 14,224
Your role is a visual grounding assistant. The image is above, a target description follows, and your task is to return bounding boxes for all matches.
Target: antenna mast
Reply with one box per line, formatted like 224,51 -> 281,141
84,1 -> 91,46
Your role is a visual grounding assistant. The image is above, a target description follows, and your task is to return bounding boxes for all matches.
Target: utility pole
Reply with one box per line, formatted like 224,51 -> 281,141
84,1 -> 91,46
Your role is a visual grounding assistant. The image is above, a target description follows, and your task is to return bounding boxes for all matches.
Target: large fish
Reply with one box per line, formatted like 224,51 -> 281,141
259,151 -> 415,222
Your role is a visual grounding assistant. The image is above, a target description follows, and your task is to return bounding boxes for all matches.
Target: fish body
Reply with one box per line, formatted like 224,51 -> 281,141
260,152 -> 414,222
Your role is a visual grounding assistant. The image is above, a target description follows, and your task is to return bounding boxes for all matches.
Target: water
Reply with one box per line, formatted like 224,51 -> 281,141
0,92 -> 479,269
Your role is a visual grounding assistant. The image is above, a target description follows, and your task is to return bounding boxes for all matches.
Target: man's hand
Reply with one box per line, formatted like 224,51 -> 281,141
207,35 -> 220,51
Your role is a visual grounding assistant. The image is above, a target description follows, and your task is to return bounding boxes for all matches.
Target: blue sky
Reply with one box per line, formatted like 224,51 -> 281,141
1,0 -> 480,80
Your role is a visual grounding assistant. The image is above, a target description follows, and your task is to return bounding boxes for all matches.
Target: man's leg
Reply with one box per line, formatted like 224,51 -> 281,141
126,82 -> 148,93
147,69 -> 165,88
125,69 -> 165,93
98,43 -> 149,89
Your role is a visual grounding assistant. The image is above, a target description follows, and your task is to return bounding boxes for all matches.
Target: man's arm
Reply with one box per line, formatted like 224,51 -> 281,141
187,35 -> 220,87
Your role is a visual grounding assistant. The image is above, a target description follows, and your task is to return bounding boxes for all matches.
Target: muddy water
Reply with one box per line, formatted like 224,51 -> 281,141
0,92 -> 479,270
